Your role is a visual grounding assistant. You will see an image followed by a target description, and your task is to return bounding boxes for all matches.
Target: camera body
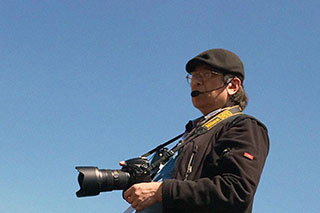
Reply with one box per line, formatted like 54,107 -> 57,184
76,157 -> 152,197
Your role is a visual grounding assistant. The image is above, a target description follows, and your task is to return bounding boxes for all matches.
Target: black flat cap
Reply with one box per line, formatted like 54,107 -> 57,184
186,48 -> 245,81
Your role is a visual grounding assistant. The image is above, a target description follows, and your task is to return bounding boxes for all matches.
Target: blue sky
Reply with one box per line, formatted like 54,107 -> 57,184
1,1 -> 319,212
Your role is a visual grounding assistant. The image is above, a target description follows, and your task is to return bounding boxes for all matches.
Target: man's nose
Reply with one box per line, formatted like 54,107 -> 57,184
191,77 -> 203,86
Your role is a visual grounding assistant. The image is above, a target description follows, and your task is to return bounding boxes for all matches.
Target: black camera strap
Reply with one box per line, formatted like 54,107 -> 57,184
140,132 -> 185,158
145,105 -> 242,173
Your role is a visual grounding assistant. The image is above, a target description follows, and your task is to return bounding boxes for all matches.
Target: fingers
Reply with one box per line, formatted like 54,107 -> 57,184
119,161 -> 126,166
130,197 -> 150,211
124,187 -> 142,210
123,186 -> 133,202
123,182 -> 162,211
131,200 -> 139,210
126,195 -> 132,204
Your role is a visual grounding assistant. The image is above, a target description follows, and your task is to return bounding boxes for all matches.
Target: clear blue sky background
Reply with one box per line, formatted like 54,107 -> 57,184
1,1 -> 319,212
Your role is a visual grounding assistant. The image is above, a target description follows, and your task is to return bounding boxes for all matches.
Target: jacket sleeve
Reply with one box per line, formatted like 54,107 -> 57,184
162,117 -> 269,211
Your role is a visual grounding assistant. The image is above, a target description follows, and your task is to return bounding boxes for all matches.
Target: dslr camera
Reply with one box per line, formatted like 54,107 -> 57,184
76,157 -> 152,197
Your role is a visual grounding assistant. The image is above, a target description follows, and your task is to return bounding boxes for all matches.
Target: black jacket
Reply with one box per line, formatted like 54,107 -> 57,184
162,114 -> 269,212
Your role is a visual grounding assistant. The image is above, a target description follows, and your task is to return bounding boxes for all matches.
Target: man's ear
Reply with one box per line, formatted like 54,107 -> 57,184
226,77 -> 241,96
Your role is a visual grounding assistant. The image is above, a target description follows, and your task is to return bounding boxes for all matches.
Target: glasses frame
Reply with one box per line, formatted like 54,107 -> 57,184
186,70 -> 222,84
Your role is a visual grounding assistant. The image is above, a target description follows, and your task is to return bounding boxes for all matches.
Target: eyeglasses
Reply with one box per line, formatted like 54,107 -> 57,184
186,70 -> 221,84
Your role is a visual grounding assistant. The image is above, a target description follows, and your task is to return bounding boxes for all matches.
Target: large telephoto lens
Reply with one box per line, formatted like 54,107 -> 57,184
75,167 -> 130,197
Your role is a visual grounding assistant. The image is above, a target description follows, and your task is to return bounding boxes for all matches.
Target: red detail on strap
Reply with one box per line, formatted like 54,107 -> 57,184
244,152 -> 254,160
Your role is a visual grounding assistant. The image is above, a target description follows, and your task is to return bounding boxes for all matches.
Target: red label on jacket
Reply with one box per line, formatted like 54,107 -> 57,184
244,152 -> 254,160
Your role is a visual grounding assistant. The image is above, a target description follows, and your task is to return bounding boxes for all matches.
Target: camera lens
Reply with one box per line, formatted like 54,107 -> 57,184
76,167 -> 130,197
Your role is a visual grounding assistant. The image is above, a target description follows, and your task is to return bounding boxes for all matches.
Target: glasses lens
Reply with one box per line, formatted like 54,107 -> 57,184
186,74 -> 192,84
186,71 -> 221,84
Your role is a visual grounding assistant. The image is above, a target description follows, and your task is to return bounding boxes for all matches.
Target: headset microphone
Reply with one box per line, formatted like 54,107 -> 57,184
190,78 -> 234,98
191,88 -> 219,97
191,90 -> 201,97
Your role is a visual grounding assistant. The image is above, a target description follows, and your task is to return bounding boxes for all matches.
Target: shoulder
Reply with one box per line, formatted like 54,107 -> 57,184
225,113 -> 268,132
216,113 -> 270,153
215,113 -> 269,145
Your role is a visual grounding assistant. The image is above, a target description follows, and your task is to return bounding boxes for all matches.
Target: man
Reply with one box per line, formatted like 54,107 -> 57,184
123,48 -> 269,212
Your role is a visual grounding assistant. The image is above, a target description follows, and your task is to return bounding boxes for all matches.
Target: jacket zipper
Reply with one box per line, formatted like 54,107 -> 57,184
184,144 -> 198,180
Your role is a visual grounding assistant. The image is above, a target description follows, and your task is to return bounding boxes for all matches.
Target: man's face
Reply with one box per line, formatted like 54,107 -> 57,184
190,65 -> 228,115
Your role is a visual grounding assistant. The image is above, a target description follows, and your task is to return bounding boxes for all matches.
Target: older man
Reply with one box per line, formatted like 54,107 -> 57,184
124,49 -> 269,213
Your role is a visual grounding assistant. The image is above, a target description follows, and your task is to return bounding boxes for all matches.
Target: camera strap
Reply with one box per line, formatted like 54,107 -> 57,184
146,105 -> 242,173
141,132 -> 185,158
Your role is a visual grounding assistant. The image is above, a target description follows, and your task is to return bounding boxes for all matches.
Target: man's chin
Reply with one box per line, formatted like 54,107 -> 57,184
192,100 -> 206,111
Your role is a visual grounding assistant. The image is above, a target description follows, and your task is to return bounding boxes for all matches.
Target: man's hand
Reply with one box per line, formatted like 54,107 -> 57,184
123,182 -> 163,211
